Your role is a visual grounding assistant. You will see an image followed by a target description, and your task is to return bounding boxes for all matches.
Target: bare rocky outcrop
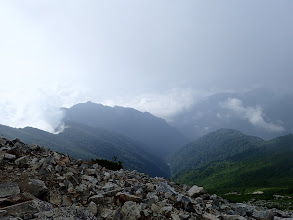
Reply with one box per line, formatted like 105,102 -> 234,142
0,137 -> 292,219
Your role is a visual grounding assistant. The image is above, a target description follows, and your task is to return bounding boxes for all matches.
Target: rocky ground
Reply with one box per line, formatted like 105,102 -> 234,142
0,137 -> 292,220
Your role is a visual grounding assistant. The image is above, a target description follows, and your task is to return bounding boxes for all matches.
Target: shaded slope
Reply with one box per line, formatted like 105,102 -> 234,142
0,123 -> 170,177
63,102 -> 189,157
58,122 -> 171,177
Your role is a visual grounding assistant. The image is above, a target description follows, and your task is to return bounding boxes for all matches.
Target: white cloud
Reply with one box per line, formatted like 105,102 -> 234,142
0,84 -> 202,132
0,84 -> 89,133
220,98 -> 285,132
100,88 -> 205,121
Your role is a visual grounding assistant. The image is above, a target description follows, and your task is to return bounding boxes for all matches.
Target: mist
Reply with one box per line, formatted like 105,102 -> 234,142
220,98 -> 285,133
0,0 -> 293,133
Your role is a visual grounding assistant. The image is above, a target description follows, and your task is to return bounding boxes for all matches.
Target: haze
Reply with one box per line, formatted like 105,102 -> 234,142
0,0 -> 293,132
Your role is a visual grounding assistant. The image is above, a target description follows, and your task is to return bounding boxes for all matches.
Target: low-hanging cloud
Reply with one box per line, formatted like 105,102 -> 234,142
100,88 -> 206,121
0,84 -> 89,133
0,84 -> 201,133
0,93 -> 63,133
220,98 -> 285,132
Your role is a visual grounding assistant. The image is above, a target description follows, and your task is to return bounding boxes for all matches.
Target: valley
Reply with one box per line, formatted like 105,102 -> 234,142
1,98 -> 292,211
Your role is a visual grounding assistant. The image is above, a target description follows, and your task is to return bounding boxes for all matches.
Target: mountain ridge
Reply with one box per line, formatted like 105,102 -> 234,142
169,128 -> 264,174
171,128 -> 293,205
63,101 -> 189,157
0,122 -> 170,178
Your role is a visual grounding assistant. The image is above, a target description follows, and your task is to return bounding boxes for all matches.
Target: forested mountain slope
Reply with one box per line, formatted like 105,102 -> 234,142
0,123 -> 170,177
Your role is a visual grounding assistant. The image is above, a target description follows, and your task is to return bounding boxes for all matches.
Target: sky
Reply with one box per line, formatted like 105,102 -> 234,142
0,0 -> 293,132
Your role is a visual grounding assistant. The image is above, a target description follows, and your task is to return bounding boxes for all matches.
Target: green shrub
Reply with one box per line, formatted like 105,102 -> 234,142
89,158 -> 123,171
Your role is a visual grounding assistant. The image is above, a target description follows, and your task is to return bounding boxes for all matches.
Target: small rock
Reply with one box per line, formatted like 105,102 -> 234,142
88,201 -> 98,216
76,183 -> 87,192
146,183 -> 155,192
4,153 -> 16,160
2,199 -> 52,218
62,195 -> 72,206
193,204 -> 203,215
29,144 -> 40,151
15,156 -> 29,167
0,210 -> 7,218
144,196 -> 158,207
0,138 -> 6,145
89,194 -> 104,205
156,182 -> 177,195
161,206 -> 173,218
100,207 -> 115,219
151,204 -> 161,214
171,213 -> 181,220
55,164 -> 62,173
231,203 -> 253,216
49,190 -> 62,206
36,207 -> 97,220
102,182 -> 117,191
203,212 -> 220,220
121,201 -> 141,220
187,185 -> 206,197
0,153 -> 4,164
104,172 -> 111,180
18,179 -> 48,198
273,217 -> 293,220
82,175 -> 94,181
177,194 -> 192,211
221,215 -> 247,220
179,213 -> 190,219
253,209 -> 275,220
0,182 -> 20,198
115,192 -> 142,204
86,169 -> 97,176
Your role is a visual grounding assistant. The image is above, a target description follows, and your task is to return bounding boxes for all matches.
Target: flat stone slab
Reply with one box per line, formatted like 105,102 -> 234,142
0,199 -> 52,217
0,182 -> 20,198
36,207 -> 96,220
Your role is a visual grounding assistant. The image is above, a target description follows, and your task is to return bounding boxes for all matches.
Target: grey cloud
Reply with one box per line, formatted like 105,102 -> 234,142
1,0 -> 293,96
0,1 -> 293,131
220,98 -> 285,132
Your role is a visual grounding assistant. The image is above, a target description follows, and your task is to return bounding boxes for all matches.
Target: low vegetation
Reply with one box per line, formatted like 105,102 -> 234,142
171,129 -> 293,210
88,157 -> 123,171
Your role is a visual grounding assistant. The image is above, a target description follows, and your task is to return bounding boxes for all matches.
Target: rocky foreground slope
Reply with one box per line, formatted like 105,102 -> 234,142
0,138 -> 292,220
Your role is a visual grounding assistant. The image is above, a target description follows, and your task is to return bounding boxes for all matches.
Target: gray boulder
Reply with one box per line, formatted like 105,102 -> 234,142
187,185 -> 206,197
120,201 -> 141,220
0,182 -> 20,198
0,199 -> 52,218
18,179 -> 48,198
36,207 -> 97,220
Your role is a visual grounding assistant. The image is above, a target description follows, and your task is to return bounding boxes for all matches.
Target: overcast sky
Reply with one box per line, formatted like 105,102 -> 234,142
0,0 -> 293,132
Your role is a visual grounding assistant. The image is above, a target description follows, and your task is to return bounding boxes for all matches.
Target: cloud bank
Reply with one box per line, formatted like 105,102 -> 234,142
0,84 -> 89,133
100,88 -> 206,121
0,85 -> 200,132
220,98 -> 285,132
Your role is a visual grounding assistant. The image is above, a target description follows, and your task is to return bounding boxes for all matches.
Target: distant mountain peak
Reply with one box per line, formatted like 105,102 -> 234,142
170,127 -> 264,174
63,101 -> 189,157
